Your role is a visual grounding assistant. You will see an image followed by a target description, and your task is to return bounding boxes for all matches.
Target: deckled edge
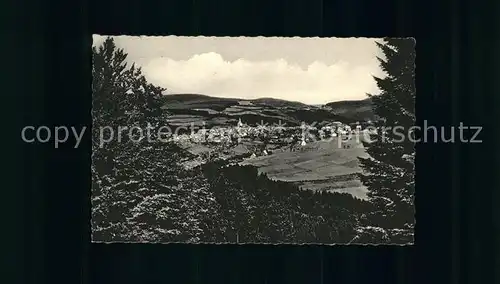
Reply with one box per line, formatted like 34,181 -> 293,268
93,34 -> 395,40
89,238 -> 415,246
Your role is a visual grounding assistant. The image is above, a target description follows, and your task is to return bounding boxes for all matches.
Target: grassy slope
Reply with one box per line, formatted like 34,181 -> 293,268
240,139 -> 370,199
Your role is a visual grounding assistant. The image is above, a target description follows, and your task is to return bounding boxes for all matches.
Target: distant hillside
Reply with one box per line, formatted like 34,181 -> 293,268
251,97 -> 307,108
162,94 -> 239,111
163,93 -> 223,102
161,93 -> 360,127
163,94 -> 307,109
325,98 -> 377,122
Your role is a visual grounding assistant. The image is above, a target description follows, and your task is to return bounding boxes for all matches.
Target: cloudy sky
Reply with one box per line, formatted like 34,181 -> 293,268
93,35 -> 385,105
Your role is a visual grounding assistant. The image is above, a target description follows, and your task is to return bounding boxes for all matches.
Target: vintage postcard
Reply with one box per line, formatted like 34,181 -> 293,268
91,35 -> 415,244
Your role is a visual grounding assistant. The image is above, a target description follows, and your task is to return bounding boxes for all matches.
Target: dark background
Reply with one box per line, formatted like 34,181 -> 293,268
6,0 -> 500,283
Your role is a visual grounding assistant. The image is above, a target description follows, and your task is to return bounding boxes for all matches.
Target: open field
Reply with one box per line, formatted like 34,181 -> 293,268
240,139 -> 370,199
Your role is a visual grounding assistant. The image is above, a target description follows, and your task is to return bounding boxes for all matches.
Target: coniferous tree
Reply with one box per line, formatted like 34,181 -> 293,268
357,38 -> 416,243
91,37 -> 147,240
91,37 -> 221,242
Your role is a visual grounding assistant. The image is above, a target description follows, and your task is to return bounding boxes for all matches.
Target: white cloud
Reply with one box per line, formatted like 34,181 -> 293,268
142,52 -> 382,105
93,35 -> 385,104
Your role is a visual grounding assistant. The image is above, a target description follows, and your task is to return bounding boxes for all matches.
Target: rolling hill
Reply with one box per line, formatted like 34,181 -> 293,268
251,97 -> 308,108
325,98 -> 377,121
161,93 -> 365,127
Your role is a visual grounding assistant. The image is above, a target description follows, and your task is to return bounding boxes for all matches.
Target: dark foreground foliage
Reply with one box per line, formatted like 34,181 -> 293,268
199,161 -> 373,243
357,38 -> 416,243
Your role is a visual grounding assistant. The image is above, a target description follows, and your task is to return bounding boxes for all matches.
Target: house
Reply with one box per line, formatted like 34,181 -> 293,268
318,130 -> 325,139
339,129 -> 348,135
238,100 -> 253,106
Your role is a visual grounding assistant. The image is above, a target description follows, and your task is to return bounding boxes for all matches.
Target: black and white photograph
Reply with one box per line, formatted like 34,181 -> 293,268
91,35 -> 415,244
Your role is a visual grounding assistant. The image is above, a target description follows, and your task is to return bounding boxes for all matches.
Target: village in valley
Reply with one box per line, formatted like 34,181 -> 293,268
169,118 -> 372,158
163,115 -> 376,200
